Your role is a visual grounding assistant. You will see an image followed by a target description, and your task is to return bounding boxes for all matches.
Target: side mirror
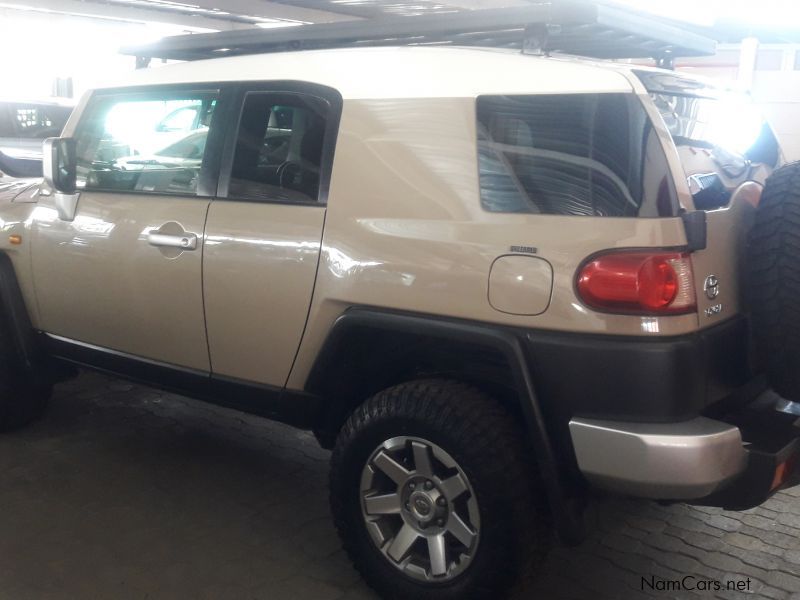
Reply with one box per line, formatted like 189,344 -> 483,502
42,138 -> 80,221
42,137 -> 77,194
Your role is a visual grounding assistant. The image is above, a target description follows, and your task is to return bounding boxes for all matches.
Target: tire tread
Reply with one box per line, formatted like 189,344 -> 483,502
330,379 -> 549,600
748,161 -> 800,399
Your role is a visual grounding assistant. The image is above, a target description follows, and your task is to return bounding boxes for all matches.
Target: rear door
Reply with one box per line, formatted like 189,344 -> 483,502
202,83 -> 340,387
642,75 -> 781,328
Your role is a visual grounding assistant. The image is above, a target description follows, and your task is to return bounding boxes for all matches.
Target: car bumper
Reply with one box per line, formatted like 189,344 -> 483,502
569,387 -> 800,507
524,316 -> 750,422
569,416 -> 747,498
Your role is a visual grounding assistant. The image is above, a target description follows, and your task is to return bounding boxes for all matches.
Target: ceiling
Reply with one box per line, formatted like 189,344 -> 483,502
3,0 -> 529,31
5,0 -> 800,42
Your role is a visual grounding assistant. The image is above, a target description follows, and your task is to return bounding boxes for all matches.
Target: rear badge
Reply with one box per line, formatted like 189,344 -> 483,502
703,275 -> 722,317
704,275 -> 720,300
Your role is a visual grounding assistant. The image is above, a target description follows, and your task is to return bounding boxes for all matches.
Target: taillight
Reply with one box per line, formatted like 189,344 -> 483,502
576,251 -> 696,315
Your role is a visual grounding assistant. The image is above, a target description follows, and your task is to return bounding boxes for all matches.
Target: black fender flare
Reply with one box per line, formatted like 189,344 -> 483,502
306,307 -> 586,543
0,252 -> 40,374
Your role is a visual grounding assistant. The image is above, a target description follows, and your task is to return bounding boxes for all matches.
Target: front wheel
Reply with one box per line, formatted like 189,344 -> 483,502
330,380 -> 550,600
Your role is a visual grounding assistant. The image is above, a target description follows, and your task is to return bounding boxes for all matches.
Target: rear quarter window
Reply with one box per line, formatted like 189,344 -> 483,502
476,93 -> 676,217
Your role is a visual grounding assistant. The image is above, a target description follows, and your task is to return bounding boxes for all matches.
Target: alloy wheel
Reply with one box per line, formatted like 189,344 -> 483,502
359,436 -> 480,582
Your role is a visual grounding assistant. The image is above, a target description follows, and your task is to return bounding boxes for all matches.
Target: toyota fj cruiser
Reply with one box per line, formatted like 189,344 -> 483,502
0,5 -> 799,599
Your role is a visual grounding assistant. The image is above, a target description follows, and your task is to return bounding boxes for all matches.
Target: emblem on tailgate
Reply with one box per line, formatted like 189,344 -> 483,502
704,275 -> 720,300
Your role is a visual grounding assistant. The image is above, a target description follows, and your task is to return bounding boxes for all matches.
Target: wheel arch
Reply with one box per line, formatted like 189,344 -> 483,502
305,307 -> 586,543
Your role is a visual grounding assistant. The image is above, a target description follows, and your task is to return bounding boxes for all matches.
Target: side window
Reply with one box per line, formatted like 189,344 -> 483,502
156,106 -> 200,133
228,92 -> 329,203
476,94 -> 676,217
73,91 -> 218,196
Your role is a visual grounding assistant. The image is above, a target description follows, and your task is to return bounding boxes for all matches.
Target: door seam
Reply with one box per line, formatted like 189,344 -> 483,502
200,199 -> 213,374
281,207 -> 328,390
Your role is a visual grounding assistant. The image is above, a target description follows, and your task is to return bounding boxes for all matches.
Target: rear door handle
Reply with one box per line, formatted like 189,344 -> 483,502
147,232 -> 197,250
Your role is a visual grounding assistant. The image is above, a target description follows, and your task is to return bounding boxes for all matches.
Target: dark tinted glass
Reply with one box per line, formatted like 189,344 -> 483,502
477,94 -> 676,217
228,92 -> 328,203
74,92 -> 217,196
0,103 -> 71,138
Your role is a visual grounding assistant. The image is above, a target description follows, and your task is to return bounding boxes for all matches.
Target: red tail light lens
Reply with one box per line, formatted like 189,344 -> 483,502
577,252 -> 696,315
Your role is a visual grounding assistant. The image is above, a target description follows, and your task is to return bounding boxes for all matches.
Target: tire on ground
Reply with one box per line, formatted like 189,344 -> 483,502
329,379 -> 550,600
748,161 -> 800,401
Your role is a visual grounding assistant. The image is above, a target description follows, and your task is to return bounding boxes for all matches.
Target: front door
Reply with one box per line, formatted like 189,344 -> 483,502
31,86 -> 226,371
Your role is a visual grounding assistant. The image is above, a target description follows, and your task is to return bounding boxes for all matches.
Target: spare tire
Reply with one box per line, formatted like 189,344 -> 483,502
748,161 -> 800,401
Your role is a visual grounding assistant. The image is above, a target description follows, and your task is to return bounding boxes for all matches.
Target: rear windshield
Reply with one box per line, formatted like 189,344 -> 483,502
651,95 -> 779,160
636,70 -> 780,210
0,102 -> 72,139
476,93 -> 677,217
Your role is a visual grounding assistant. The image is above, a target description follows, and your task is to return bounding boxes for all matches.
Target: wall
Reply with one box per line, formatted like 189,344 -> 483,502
0,9 -> 212,101
676,44 -> 800,161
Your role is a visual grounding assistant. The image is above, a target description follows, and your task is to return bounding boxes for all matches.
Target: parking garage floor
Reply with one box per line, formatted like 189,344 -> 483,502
1,371 -> 800,600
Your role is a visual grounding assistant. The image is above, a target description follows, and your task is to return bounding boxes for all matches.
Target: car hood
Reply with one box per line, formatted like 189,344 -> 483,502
0,178 -> 41,203
0,140 -> 43,159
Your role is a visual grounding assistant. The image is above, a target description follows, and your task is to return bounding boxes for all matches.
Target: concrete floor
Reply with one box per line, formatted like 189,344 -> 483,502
1,371 -> 800,600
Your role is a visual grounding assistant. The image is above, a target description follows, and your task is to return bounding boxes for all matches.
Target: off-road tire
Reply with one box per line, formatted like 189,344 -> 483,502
329,379 -> 550,600
748,161 -> 800,401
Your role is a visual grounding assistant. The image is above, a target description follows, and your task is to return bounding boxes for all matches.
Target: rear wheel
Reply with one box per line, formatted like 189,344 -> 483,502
748,161 -> 800,401
329,379 -> 550,600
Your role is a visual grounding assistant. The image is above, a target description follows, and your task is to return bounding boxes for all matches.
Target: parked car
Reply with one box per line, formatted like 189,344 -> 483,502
0,7 -> 798,600
0,98 -> 73,178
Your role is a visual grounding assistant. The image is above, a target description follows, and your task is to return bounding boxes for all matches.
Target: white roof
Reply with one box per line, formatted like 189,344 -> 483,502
103,46 -> 634,100
0,97 -> 75,107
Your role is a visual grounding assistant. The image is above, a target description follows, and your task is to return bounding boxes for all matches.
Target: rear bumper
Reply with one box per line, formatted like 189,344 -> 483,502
569,417 -> 746,499
569,387 -> 800,508
525,316 -> 750,422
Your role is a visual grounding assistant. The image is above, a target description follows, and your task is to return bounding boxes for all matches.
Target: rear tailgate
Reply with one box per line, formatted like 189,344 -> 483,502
633,71 -> 781,332
691,184 -> 759,329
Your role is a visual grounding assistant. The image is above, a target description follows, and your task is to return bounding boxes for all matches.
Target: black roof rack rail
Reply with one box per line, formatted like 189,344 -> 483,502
121,1 -> 716,65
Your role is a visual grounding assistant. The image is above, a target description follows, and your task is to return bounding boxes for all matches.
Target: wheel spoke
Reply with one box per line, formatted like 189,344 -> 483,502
387,523 -> 420,562
427,533 -> 448,576
373,450 -> 411,485
360,436 -> 481,583
447,513 -> 477,548
439,474 -> 467,500
364,492 -> 402,515
411,441 -> 434,478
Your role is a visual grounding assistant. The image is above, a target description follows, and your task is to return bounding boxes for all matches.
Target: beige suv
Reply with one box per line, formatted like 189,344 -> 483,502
1,6 -> 799,599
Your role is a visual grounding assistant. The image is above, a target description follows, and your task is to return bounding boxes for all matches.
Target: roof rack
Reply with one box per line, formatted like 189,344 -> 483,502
121,1 -> 716,66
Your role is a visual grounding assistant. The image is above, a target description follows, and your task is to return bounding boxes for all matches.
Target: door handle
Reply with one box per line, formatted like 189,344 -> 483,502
147,232 -> 197,250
